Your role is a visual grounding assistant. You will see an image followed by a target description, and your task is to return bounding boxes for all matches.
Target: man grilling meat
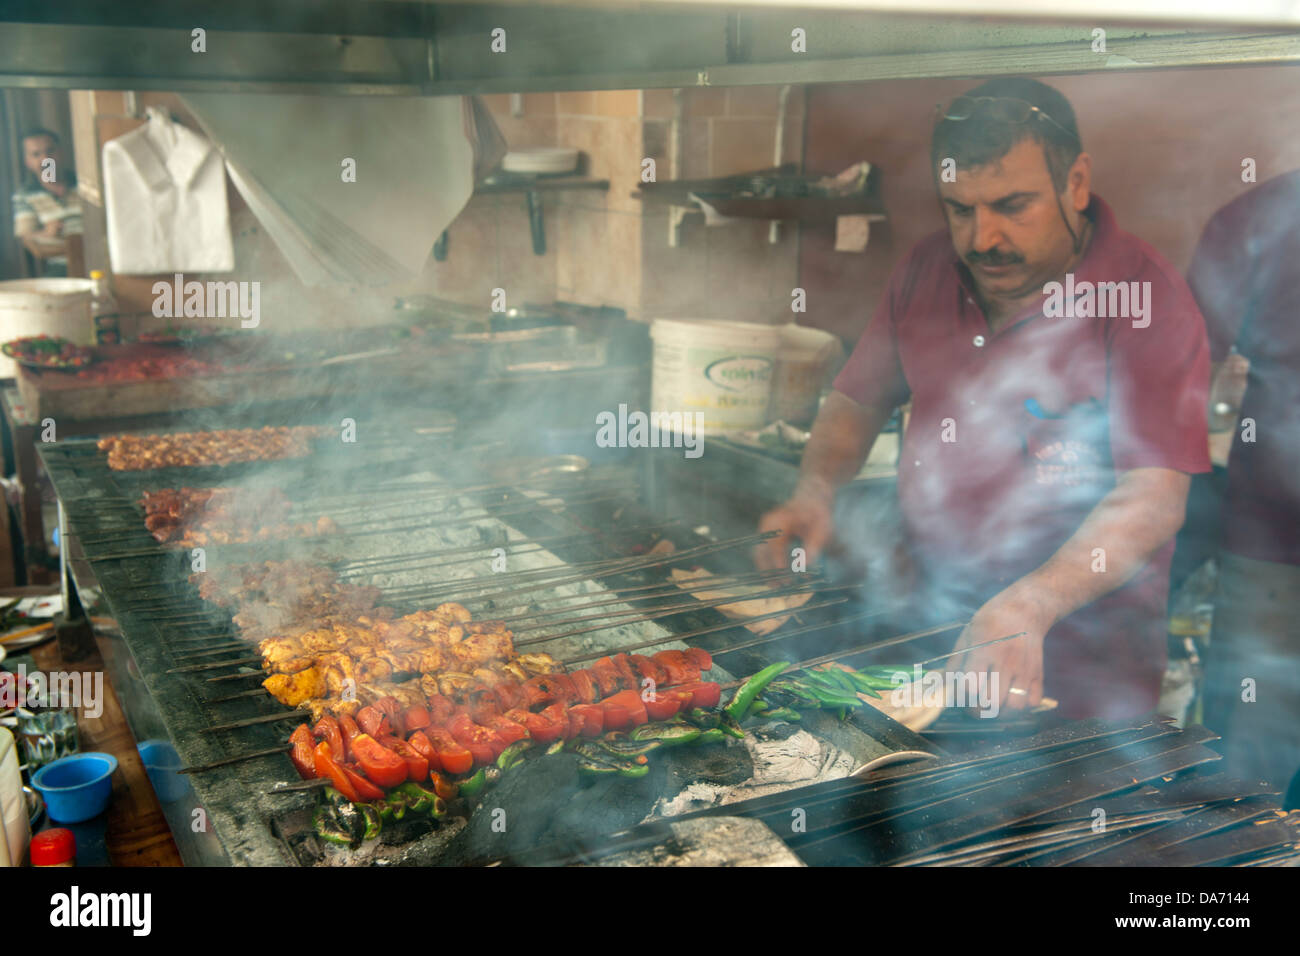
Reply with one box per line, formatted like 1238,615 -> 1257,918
757,77 -> 1211,720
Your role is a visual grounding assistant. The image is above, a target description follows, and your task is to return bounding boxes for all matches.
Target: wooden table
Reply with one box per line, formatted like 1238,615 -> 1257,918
28,626 -> 182,866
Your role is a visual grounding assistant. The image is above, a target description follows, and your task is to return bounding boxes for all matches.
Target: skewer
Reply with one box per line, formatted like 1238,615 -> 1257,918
395,531 -> 781,607
201,711 -> 304,733
490,568 -> 809,624
713,620 -> 1007,689
163,572 -> 814,659
179,746 -> 290,774
83,489 -> 628,561
559,595 -> 863,665
511,580 -> 839,645
167,655 -> 262,674
197,596 -> 870,713
207,687 -> 277,703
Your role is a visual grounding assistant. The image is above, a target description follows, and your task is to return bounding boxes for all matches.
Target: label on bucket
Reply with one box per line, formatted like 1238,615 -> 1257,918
653,338 -> 775,431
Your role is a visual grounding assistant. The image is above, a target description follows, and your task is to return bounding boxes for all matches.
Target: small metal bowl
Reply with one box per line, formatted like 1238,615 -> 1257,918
24,784 -> 45,830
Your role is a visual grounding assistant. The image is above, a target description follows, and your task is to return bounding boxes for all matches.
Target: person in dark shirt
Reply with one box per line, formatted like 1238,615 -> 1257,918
757,77 -> 1210,720
1187,170 -> 1300,808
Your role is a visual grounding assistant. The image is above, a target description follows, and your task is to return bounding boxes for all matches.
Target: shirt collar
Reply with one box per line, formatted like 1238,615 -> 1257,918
118,107 -> 214,191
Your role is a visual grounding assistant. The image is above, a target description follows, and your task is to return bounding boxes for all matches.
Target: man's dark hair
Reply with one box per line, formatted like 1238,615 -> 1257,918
931,77 -> 1082,193
20,127 -> 60,146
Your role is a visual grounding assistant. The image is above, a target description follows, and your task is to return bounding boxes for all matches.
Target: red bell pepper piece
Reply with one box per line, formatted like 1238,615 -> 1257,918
312,715 -> 345,763
685,647 -> 713,672
424,727 -> 474,775
612,654 -> 640,690
373,696 -> 405,737
289,724 -> 317,780
492,681 -> 525,712
340,765 -> 385,802
425,695 -> 456,725
643,689 -> 683,722
629,654 -> 668,686
380,735 -> 429,782
337,714 -> 362,762
671,681 -> 722,709
448,711 -> 506,765
356,705 -> 391,740
505,707 -> 563,745
569,703 -> 604,737
542,702 -> 579,741
569,670 -> 599,704
350,733 -> 408,788
314,741 -> 360,802
484,713 -> 529,745
590,658 -> 622,697
602,689 -> 649,727
403,705 -> 431,731
405,730 -> 443,774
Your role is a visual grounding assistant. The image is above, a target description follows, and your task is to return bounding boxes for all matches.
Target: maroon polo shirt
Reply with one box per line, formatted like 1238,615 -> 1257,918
833,195 -> 1211,719
1187,170 -> 1300,566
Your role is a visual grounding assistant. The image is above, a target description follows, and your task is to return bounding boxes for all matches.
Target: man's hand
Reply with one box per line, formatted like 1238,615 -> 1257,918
946,585 -> 1056,713
39,219 -> 63,238
755,485 -> 834,572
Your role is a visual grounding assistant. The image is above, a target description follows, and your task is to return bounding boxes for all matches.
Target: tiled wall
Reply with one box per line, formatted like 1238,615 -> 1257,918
432,86 -> 808,326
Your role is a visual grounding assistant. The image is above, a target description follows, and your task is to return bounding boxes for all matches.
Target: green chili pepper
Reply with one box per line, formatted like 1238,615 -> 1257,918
457,767 -> 487,800
395,781 -> 437,814
577,758 -> 620,778
629,721 -> 702,746
544,739 -> 566,756
312,802 -> 363,848
759,706 -> 802,721
719,712 -> 746,739
817,667 -> 859,694
844,669 -> 896,693
573,744 -> 651,779
357,802 -> 383,840
724,661 -> 790,722
807,686 -> 864,710
497,740 -> 532,770
598,737 -> 663,758
695,727 -> 727,745
862,665 -> 917,684
685,708 -> 720,730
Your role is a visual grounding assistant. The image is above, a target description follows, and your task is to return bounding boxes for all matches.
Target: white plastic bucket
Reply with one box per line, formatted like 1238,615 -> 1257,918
650,318 -> 783,432
0,279 -> 95,377
770,324 -> 843,426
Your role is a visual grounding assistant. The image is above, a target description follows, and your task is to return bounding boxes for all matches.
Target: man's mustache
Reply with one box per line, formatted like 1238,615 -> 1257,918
967,249 -> 1023,267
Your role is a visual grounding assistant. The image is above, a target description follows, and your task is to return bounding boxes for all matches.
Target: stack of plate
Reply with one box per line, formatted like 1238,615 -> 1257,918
502,147 -> 579,175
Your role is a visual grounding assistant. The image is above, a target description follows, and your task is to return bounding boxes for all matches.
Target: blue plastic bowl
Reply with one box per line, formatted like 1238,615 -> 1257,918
31,752 -> 118,823
137,739 -> 191,803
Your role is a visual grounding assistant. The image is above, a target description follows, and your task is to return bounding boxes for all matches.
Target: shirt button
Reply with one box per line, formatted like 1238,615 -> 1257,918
973,335 -> 986,347
914,459 -> 921,467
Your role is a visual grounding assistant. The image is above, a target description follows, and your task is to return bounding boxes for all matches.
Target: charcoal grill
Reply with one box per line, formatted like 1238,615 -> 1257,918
40,428 -> 938,866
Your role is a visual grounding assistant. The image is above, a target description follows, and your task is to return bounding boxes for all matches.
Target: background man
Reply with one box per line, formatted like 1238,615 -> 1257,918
1187,169 -> 1300,807
12,127 -> 82,274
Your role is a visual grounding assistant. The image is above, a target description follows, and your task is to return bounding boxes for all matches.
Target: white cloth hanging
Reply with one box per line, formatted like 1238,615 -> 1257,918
103,106 -> 234,274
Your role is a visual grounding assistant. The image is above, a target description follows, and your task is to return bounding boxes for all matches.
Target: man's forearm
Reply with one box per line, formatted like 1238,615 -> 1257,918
795,390 -> 895,502
1007,467 -> 1189,625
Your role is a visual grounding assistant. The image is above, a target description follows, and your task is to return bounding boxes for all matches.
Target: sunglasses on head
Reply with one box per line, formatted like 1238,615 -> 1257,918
936,95 -> 1080,143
